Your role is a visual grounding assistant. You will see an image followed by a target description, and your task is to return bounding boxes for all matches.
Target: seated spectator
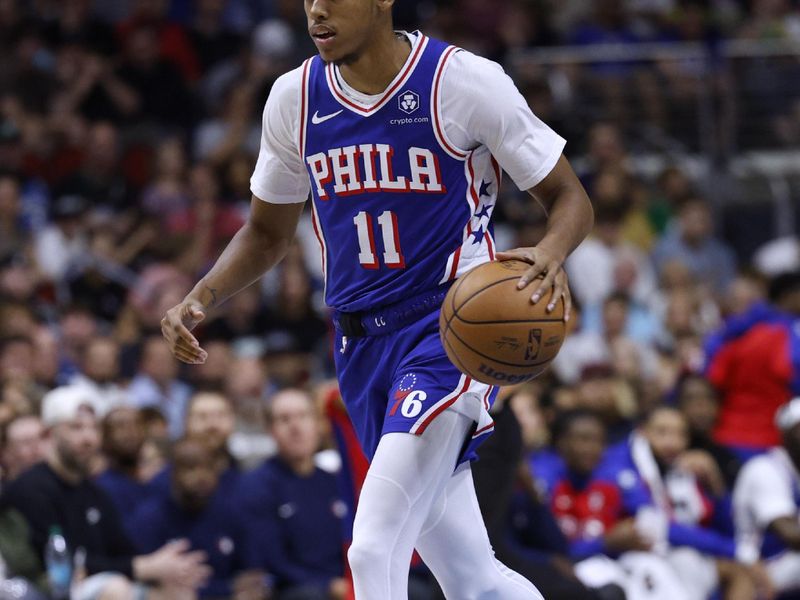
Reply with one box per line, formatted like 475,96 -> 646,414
600,407 -> 756,600
675,374 -> 741,491
0,500 -> 47,599
1,414 -> 46,484
652,196 -> 737,295
2,386 -> 210,600
33,194 -> 91,283
129,438 -> 263,599
128,335 -> 193,439
239,388 -> 349,600
225,356 -> 276,469
733,396 -> 800,594
69,336 -> 128,417
94,406 -> 150,533
566,202 -> 656,309
531,409 -> 688,599
705,270 -> 800,455
152,390 -> 240,493
475,397 -> 615,600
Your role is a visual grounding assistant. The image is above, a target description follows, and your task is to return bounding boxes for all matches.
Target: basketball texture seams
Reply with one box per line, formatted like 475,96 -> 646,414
439,259 -> 566,385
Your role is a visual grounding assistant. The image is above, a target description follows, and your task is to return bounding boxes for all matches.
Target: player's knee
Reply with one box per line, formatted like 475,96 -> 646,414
347,533 -> 387,574
96,574 -> 135,600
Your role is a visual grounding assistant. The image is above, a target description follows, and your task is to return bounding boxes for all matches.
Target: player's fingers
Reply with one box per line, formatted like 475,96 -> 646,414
495,248 -> 534,263
175,337 -> 207,362
548,276 -> 564,314
173,346 -> 203,365
172,321 -> 201,348
562,283 -> 573,322
529,264 -> 558,304
517,262 -> 546,290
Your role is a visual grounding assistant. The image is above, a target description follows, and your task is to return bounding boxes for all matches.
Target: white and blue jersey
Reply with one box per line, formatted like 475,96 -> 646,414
250,31 -> 565,460
300,35 -> 499,312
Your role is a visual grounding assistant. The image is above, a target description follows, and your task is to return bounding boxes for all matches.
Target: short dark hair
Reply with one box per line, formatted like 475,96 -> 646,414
551,409 -> 604,444
768,271 -> 800,304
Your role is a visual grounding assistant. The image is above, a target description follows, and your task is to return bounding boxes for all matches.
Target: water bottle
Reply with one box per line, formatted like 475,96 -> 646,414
44,526 -> 71,600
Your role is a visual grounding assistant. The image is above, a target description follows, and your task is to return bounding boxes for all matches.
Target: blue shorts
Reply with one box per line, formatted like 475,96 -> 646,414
333,290 -> 497,464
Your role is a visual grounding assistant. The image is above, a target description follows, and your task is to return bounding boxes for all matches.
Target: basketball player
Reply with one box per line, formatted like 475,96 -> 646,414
162,1 -> 593,597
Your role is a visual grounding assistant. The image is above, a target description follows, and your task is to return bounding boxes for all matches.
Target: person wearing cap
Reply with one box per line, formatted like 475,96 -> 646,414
1,386 -> 212,600
732,397 -> 800,594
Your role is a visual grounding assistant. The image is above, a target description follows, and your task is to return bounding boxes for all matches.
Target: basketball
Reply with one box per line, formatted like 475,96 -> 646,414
439,259 -> 566,385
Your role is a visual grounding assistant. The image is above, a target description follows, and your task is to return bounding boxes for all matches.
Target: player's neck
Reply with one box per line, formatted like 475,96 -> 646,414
338,29 -> 411,96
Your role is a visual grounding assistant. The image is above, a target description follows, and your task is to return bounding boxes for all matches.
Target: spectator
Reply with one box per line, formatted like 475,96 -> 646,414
128,335 -> 192,439
475,397 -> 616,600
33,194 -> 90,283
652,196 -> 737,295
115,22 -> 196,129
2,385 -> 210,599
675,374 -> 741,490
186,390 -> 238,482
95,406 -> 149,533
733,396 -> 800,594
69,336 -> 128,416
225,355 -> 276,469
600,407 -> 756,600
0,414 -> 46,483
0,173 -> 27,263
130,437 -> 263,599
566,202 -> 657,309
705,270 -> 800,454
239,388 -> 349,600
531,409 -> 690,598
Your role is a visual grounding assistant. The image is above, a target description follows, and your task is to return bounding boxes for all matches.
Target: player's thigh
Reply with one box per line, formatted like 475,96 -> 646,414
385,332 -> 495,444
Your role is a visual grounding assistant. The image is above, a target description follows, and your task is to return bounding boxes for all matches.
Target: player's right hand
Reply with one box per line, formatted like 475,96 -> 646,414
161,299 -> 208,364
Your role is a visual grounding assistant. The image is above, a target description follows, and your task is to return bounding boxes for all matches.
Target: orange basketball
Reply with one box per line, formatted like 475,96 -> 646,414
439,259 -> 566,385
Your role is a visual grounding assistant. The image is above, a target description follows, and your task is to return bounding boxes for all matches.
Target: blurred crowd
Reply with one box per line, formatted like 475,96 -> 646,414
2,0 -> 800,599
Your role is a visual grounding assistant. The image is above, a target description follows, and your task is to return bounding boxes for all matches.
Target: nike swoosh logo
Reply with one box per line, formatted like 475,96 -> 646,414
311,110 -> 343,125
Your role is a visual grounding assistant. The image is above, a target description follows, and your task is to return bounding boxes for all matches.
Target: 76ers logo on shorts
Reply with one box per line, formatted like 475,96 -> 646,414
399,90 -> 419,114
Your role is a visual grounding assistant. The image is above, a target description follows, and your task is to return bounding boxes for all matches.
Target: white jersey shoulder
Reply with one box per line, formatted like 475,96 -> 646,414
250,34 -> 565,204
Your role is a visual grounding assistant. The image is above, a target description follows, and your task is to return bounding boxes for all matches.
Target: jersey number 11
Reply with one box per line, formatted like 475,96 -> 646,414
353,210 -> 405,270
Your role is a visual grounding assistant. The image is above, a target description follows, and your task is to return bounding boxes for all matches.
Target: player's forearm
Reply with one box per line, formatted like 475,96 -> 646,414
535,184 -> 594,264
185,219 -> 291,310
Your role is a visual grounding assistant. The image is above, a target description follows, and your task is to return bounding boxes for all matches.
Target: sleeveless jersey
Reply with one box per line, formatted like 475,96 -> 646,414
299,33 -> 500,313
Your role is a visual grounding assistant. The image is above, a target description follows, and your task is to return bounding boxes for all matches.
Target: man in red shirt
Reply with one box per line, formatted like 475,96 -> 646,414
705,271 -> 800,453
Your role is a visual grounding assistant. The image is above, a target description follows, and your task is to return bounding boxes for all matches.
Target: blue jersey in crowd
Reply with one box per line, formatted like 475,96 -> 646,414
598,438 -> 736,558
237,456 -> 347,591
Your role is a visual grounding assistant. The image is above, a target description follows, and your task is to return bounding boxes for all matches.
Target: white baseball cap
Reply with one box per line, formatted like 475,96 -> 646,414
41,386 -> 99,428
776,397 -> 800,432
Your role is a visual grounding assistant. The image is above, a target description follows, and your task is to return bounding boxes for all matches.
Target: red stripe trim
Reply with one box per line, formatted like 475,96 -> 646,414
484,232 -> 495,260
415,377 -> 471,435
466,155 -> 480,210
432,46 -> 467,159
474,422 -> 495,436
482,386 -> 492,410
490,156 -> 502,192
310,203 -> 326,280
327,36 -> 427,115
447,246 -> 461,281
298,59 -> 311,158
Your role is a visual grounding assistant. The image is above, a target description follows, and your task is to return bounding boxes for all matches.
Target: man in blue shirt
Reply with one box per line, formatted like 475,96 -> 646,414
239,388 -> 348,600
95,406 -> 149,534
129,437 -> 261,599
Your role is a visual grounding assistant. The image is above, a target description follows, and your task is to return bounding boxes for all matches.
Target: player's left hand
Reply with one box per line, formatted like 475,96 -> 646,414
496,246 -> 572,321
